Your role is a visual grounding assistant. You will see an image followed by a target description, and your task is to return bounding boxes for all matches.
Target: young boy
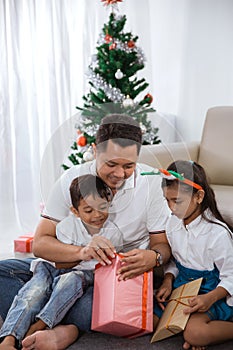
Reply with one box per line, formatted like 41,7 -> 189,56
0,174 -> 123,350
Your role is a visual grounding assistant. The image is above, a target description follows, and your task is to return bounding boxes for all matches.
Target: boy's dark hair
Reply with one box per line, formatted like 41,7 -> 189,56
162,160 -> 233,232
70,174 -> 112,210
95,114 -> 142,155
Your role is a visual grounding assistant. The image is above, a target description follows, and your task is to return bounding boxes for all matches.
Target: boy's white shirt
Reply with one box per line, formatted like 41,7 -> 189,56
31,217 -> 123,272
164,210 -> 233,306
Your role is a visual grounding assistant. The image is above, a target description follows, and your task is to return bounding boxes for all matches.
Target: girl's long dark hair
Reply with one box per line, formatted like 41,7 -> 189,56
162,160 -> 233,234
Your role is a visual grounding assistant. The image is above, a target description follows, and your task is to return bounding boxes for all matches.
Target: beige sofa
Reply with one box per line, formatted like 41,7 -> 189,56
138,106 -> 233,227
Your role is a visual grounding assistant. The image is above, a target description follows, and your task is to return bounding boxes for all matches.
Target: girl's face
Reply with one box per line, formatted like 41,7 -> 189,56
163,184 -> 203,225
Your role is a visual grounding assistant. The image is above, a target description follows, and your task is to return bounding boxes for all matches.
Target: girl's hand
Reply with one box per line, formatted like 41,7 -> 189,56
183,293 -> 215,314
80,236 -> 116,266
156,277 -> 173,310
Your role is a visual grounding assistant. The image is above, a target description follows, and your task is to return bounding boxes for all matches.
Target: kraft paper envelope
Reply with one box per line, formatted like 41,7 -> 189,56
151,277 -> 203,342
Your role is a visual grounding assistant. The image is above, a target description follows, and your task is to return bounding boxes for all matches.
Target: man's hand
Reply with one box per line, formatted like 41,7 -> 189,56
80,236 -> 116,266
116,249 -> 156,280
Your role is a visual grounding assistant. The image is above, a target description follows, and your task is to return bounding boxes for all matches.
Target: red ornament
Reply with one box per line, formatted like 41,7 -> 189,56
105,34 -> 113,43
77,135 -> 87,147
101,0 -> 123,6
109,42 -> 117,50
144,93 -> 153,104
127,40 -> 135,48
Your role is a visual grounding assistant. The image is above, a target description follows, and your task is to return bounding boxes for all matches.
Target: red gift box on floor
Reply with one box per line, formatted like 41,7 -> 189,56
14,233 -> 34,253
91,254 -> 153,338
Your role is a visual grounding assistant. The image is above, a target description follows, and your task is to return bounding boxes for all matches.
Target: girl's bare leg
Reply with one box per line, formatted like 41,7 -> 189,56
22,324 -> 79,350
153,314 -> 160,330
183,313 -> 233,350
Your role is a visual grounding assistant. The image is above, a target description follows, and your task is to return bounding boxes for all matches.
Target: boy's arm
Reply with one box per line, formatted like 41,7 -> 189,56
55,262 -> 79,269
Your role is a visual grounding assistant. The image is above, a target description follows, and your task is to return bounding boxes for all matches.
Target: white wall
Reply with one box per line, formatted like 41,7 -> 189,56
148,0 -> 233,141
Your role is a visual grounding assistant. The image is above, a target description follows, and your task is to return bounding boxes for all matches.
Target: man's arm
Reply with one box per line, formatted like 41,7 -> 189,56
33,218 -> 83,263
33,218 -> 116,266
150,232 -> 171,266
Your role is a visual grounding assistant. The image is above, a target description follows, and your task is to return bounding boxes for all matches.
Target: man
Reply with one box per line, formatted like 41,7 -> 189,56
0,114 -> 171,350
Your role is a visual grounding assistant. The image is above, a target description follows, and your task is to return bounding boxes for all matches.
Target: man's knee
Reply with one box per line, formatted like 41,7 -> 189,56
0,258 -> 33,320
0,315 -> 3,329
0,258 -> 33,282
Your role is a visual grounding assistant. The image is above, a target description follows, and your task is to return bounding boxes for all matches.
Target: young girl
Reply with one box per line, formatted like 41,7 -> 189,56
154,160 -> 233,350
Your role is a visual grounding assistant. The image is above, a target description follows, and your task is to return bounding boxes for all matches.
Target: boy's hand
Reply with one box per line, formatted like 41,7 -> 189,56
80,236 -> 116,266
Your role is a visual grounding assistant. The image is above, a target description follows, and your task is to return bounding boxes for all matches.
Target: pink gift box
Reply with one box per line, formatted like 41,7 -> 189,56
91,254 -> 153,338
14,233 -> 34,253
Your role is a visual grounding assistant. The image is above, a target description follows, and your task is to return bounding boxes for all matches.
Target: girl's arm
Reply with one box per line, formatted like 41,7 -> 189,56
156,272 -> 174,310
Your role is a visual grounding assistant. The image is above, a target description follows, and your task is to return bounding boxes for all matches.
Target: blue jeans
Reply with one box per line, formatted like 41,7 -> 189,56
0,261 -> 93,341
0,258 -> 93,333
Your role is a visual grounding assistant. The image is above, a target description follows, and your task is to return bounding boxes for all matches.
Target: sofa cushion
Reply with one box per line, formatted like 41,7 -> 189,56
198,107 -> 233,186
138,142 -> 199,169
211,184 -> 233,227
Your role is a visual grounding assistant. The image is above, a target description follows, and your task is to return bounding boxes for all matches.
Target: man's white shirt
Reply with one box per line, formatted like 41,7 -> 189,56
43,161 -> 170,251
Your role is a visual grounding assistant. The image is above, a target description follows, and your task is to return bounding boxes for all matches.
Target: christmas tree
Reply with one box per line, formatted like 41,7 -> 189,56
62,0 -> 160,170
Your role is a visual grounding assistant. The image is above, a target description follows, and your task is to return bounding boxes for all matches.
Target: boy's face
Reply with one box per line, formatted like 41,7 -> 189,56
72,194 -> 109,234
95,140 -> 137,192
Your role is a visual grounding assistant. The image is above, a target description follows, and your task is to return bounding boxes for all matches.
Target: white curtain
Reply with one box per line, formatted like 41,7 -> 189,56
1,0 -> 233,243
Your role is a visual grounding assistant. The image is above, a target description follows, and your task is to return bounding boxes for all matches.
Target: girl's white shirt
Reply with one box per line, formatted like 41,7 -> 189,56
164,210 -> 233,306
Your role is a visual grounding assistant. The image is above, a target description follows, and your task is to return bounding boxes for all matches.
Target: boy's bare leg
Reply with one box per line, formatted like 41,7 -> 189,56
0,335 -> 17,350
22,324 -> 79,350
25,319 -> 47,337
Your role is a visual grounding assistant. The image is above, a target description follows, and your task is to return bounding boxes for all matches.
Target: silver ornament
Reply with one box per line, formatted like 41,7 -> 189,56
122,95 -> 134,108
140,122 -> 147,134
115,69 -> 124,79
83,147 -> 94,162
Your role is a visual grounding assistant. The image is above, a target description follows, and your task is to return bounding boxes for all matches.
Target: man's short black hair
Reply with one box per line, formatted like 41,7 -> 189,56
95,114 -> 142,154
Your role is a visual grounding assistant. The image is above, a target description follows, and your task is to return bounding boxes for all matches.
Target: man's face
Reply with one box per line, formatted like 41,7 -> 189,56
95,140 -> 138,192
